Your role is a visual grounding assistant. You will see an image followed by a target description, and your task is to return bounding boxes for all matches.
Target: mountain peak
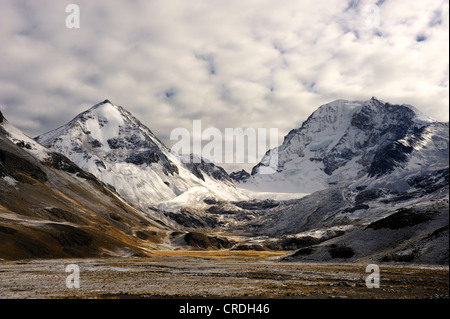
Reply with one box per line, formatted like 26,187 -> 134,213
95,99 -> 114,106
89,99 -> 118,112
36,100 -> 245,209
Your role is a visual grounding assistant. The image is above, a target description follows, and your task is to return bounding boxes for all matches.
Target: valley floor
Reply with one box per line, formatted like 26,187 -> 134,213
0,251 -> 448,299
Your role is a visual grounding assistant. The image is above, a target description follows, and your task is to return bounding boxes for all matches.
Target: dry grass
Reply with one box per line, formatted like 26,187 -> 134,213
147,249 -> 288,259
0,255 -> 447,299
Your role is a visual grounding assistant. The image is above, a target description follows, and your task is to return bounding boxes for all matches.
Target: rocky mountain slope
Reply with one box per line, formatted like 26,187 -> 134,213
1,111 -> 176,260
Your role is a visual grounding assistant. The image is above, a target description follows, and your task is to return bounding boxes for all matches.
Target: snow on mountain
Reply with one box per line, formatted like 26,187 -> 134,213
240,97 -> 447,194
36,100 -> 247,214
352,121 -> 449,191
0,111 -> 52,162
1,111 -> 173,259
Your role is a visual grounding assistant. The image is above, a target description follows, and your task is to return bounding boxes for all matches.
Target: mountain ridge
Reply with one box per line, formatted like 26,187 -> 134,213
2,97 -> 447,264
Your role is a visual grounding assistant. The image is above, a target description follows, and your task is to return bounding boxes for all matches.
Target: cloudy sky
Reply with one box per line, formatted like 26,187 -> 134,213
0,0 -> 448,172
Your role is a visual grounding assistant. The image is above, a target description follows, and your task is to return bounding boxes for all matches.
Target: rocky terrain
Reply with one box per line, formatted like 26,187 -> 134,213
0,252 -> 447,299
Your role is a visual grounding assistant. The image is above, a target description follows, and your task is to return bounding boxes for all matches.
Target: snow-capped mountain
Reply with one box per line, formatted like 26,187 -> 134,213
241,97 -> 448,193
1,110 -> 172,259
36,100 -> 247,214
225,97 -> 448,263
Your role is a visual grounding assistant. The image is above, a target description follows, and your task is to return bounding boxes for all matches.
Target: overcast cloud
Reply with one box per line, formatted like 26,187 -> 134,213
0,0 -> 448,172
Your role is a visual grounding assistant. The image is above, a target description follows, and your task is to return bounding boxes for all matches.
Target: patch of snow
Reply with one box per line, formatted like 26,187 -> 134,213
1,176 -> 18,187
1,121 -> 50,161
238,187 -> 309,201
85,102 -> 124,151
